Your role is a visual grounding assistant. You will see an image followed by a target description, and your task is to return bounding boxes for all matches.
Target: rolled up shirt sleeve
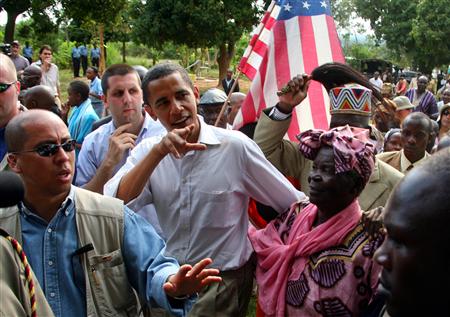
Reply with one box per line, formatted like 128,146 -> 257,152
122,207 -> 194,316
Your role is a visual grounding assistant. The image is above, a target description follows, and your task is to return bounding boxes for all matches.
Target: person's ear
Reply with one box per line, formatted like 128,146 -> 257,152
7,154 -> 22,174
103,94 -> 110,110
15,81 -> 21,93
144,104 -> 158,121
193,85 -> 200,102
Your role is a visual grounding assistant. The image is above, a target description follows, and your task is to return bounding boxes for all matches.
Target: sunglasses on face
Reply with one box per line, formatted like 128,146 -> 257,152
0,81 -> 16,93
443,109 -> 450,116
10,139 -> 76,157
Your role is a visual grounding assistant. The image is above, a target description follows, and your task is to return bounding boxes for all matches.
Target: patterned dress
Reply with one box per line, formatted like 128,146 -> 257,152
251,202 -> 384,317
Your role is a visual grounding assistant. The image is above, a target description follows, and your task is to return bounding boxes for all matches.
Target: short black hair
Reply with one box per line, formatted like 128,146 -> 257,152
404,149 -> 450,232
68,80 -> 90,101
142,63 -> 194,105
402,112 -> 433,134
88,66 -> 99,75
101,64 -> 139,95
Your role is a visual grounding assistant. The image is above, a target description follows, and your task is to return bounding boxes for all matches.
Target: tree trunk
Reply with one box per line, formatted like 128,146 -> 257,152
216,42 -> 235,87
4,11 -> 19,43
122,41 -> 126,63
99,24 -> 106,75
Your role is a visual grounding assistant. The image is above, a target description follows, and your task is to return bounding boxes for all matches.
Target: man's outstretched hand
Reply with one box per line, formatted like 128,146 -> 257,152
163,258 -> 222,298
155,124 -> 207,159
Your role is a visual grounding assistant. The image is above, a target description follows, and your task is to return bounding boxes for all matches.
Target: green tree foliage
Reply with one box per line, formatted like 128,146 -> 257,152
60,0 -> 128,72
0,0 -> 53,43
412,0 -> 450,72
132,0 -> 260,81
353,0 -> 449,73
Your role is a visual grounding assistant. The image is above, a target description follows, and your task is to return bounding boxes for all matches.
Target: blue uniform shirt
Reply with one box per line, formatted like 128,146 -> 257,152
91,48 -> 100,59
78,45 -> 88,57
71,47 -> 80,59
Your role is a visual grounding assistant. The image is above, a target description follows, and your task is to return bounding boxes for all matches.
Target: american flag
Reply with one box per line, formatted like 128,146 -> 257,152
235,0 -> 344,140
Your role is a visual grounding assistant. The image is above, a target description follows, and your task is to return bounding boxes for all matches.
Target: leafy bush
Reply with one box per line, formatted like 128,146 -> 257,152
53,41 -> 74,69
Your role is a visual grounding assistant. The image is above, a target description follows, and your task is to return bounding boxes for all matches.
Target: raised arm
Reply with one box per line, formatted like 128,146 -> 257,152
116,124 -> 206,203
253,75 -> 312,191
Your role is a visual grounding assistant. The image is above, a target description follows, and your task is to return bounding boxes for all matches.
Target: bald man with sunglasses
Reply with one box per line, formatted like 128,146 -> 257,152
0,53 -> 23,171
0,109 -> 222,317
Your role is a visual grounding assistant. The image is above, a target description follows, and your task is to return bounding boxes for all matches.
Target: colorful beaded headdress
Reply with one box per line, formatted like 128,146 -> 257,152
329,83 -> 372,116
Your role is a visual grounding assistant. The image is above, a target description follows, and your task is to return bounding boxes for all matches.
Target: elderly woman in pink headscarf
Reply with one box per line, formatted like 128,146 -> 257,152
249,125 -> 383,317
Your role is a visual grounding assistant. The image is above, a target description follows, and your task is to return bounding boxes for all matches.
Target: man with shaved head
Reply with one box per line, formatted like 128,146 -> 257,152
374,149 -> 450,316
23,85 -> 60,117
377,112 -> 432,173
18,65 -> 42,105
0,109 -> 221,317
0,53 -> 22,171
228,92 -> 246,126
405,75 -> 438,119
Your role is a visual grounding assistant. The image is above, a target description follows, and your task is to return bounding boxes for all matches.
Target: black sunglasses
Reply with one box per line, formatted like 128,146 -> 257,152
0,81 -> 16,93
443,109 -> 450,116
10,139 -> 76,157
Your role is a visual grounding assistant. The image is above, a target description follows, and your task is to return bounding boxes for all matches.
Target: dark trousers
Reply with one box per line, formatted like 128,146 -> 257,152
72,58 -> 80,77
81,55 -> 88,76
91,57 -> 99,68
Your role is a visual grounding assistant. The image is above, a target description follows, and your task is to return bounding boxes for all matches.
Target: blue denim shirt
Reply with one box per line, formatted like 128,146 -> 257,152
19,186 -> 192,317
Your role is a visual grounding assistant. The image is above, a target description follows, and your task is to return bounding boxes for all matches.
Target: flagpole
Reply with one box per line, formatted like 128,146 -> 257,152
214,1 -> 277,127
214,70 -> 242,127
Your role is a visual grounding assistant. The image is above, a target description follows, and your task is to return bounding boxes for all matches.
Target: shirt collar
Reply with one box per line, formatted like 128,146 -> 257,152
20,185 -> 75,218
197,115 -> 221,146
400,149 -> 428,172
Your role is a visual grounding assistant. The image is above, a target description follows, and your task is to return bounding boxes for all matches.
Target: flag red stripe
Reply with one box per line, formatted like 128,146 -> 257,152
298,16 -> 328,130
253,39 -> 268,57
265,16 -> 276,30
242,92 -> 257,124
326,16 -> 345,63
273,22 -> 291,90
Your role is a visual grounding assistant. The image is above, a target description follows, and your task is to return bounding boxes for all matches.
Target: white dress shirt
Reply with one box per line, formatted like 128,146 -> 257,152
105,117 -> 305,270
76,112 -> 167,236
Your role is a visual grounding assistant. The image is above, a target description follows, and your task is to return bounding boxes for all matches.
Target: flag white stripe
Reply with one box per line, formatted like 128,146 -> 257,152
259,27 -> 272,45
247,52 -> 263,70
312,15 -> 333,124
263,31 -> 279,112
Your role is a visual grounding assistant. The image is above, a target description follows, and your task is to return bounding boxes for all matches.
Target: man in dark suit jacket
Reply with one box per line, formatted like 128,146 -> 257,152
222,69 -> 240,95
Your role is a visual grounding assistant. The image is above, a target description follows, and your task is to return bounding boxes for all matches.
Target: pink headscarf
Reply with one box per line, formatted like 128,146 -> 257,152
297,125 -> 375,184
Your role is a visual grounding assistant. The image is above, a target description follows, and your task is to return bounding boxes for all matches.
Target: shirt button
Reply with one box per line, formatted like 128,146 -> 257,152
48,260 -> 54,266
47,228 -> 53,233
50,292 -> 55,297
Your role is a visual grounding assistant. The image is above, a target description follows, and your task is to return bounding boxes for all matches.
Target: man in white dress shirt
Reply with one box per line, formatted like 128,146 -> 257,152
104,63 -> 305,317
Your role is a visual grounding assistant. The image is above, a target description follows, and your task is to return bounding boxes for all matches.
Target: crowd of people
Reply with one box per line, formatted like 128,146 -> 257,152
1,39 -> 450,317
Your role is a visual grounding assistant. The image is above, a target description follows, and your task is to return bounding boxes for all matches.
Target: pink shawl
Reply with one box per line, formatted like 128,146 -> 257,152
248,200 -> 362,317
